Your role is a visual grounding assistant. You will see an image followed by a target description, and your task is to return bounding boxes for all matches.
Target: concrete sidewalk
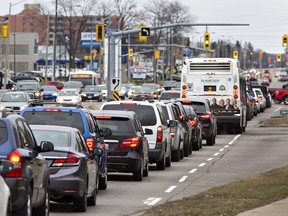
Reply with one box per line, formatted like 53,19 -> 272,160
237,198 -> 288,216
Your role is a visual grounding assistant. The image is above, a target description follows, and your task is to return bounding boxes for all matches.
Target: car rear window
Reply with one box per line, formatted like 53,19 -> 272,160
96,117 -> 135,135
190,102 -> 207,113
159,92 -> 180,100
102,104 -> 157,126
0,121 -> 7,144
33,130 -> 70,150
22,111 -> 85,133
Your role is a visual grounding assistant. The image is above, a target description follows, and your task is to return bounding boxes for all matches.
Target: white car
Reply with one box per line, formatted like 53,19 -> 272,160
97,84 -> 108,99
127,86 -> 141,99
0,161 -> 13,216
252,88 -> 266,112
56,88 -> 81,106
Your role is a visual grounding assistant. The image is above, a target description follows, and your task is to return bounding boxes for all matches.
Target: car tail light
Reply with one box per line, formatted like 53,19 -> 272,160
178,115 -> 184,121
7,150 -> 22,177
189,119 -> 197,127
170,126 -> 176,138
86,137 -> 95,152
120,137 -> 140,148
44,108 -> 60,112
156,126 -> 163,142
52,153 -> 80,167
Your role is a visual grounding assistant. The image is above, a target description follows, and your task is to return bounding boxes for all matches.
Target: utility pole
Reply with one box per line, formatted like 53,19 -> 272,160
52,0 -> 58,81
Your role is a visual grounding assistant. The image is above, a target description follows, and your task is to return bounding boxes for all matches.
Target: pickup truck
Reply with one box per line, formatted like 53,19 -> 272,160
268,83 -> 288,99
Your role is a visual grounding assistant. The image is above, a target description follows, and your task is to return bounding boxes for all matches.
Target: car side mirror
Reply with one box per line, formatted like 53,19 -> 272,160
144,128 -> 153,135
0,160 -> 14,175
101,128 -> 112,137
40,141 -> 54,151
168,120 -> 178,128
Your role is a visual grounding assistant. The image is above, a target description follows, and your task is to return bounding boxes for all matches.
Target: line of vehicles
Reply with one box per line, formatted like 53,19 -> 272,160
0,58 -> 280,216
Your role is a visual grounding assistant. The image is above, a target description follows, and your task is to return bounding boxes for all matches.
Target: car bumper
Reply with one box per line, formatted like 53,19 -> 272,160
107,156 -> 142,173
49,168 -> 86,199
82,96 -> 101,101
5,177 -> 30,211
216,116 -> 241,128
43,95 -> 57,100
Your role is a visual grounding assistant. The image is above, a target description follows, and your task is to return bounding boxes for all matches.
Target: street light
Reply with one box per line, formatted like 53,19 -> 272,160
52,0 -> 58,81
13,33 -> 16,77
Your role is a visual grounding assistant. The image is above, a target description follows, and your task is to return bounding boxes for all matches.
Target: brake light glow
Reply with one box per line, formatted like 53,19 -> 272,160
7,150 -> 22,177
156,126 -> 163,142
120,137 -> 140,148
200,114 -> 211,119
44,108 -> 60,112
189,120 -> 196,127
181,100 -> 192,104
86,137 -> 95,151
95,116 -> 112,120
52,153 -> 80,167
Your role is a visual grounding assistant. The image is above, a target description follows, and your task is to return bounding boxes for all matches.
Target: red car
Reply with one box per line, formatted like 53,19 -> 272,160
47,81 -> 65,90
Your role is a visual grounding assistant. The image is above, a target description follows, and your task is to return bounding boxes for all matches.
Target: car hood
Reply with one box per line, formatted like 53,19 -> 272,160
1,102 -> 29,107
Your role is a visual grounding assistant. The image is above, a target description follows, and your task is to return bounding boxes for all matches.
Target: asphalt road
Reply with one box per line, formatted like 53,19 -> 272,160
50,76 -> 288,216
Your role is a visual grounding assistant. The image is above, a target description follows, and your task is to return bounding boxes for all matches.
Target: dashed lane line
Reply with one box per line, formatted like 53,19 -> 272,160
165,186 -> 177,193
179,176 -> 188,183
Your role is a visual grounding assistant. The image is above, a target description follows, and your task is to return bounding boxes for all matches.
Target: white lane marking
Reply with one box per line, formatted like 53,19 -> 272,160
165,186 -> 177,193
214,152 -> 220,156
224,145 -> 229,148
207,158 -> 213,161
219,148 -> 225,152
198,163 -> 206,167
145,197 -> 162,206
179,176 -> 188,183
275,107 -> 282,112
229,134 -> 241,145
189,168 -> 198,173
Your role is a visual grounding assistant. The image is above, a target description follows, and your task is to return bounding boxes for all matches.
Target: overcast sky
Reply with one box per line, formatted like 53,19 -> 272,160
1,0 -> 288,54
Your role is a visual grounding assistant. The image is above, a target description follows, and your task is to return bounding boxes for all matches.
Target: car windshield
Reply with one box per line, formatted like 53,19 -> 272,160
33,130 -> 70,151
160,92 -> 180,100
58,90 -> 78,96
190,102 -> 207,113
1,93 -> 27,102
97,85 -> 107,90
22,111 -> 85,133
96,117 -> 134,135
102,104 -> 157,126
135,87 -> 151,94
17,83 -> 39,91
42,86 -> 57,91
84,86 -> 100,92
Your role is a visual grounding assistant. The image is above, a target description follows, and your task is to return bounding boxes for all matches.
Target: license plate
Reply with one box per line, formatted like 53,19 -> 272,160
88,96 -> 92,99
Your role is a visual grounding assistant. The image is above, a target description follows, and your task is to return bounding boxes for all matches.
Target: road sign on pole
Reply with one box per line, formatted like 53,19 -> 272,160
111,77 -> 121,92
113,91 -> 120,101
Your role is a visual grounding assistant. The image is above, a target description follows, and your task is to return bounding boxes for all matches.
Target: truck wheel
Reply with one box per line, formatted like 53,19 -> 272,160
283,97 -> 288,105
273,99 -> 281,104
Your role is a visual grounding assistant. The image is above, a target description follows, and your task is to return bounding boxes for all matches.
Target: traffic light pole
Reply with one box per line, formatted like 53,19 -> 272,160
106,23 -> 249,101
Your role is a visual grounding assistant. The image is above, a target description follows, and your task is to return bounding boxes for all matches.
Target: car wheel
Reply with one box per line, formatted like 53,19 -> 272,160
98,173 -> 107,190
180,148 -> 184,159
184,142 -> 189,157
143,160 -> 149,177
165,150 -> 171,167
273,99 -> 281,104
192,138 -> 200,151
284,97 -> 288,105
87,188 -> 97,206
73,185 -> 87,212
156,155 -> 166,170
133,162 -> 143,181
171,148 -> 180,162
14,185 -> 32,216
33,182 -> 50,216
206,134 -> 215,146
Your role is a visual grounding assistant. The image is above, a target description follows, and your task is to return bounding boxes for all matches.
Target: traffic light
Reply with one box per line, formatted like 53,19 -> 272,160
138,24 -> 147,42
154,50 -> 160,59
276,53 -> 281,62
203,32 -> 210,50
259,51 -> 263,59
95,24 -> 104,42
233,50 -> 238,59
282,35 -> 288,47
1,24 -> 10,38
128,48 -> 133,60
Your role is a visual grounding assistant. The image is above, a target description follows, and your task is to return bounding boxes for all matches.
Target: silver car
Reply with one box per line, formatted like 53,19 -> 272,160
0,91 -> 32,114
56,88 -> 81,106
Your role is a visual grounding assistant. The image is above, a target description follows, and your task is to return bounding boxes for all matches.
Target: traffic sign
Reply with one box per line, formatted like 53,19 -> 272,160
141,28 -> 150,36
111,77 -> 121,92
113,91 -> 120,101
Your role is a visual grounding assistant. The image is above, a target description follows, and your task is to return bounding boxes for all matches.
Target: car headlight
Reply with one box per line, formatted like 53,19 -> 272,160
0,106 -> 5,111
35,92 -> 40,96
94,94 -> 98,96
82,93 -> 87,97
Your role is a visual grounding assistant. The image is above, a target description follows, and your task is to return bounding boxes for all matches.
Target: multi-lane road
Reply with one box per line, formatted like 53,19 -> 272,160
50,77 -> 288,216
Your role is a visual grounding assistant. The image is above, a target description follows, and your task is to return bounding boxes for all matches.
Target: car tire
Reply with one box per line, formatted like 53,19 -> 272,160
98,174 -> 107,190
283,97 -> 288,105
87,189 -> 97,206
273,99 -> 281,104
156,156 -> 166,170
180,148 -> 184,159
171,148 -> 180,162
73,186 -> 87,212
206,134 -> 215,146
133,163 -> 143,181
143,160 -> 149,177
165,151 -> 171,167
14,185 -> 32,216
33,182 -> 50,216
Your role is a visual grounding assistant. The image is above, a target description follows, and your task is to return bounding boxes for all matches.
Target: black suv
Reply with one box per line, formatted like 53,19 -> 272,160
15,80 -> 44,104
179,99 -> 217,146
92,110 -> 149,181
0,110 -> 54,215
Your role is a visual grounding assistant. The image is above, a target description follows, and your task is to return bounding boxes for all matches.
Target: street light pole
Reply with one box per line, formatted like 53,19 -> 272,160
52,0 -> 58,81
13,34 -> 16,76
